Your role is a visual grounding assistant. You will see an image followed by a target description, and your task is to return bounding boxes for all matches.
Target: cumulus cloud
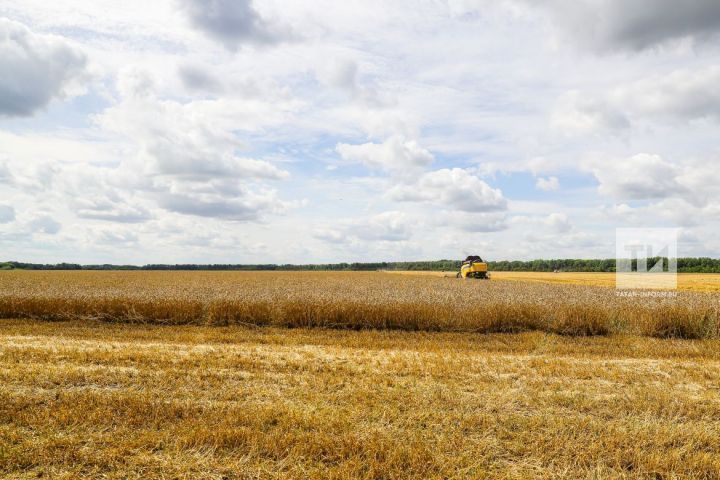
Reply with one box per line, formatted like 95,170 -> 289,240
156,189 -> 293,221
75,194 -> 153,223
314,212 -> 415,244
104,71 -> 294,165
601,198 -> 718,227
146,135 -> 289,180
587,153 -> 720,226
618,67 -> 720,122
588,153 -> 687,200
539,0 -> 720,51
348,211 -> 414,242
553,67 -> 720,134
97,75 -> 293,222
389,168 -> 507,212
449,0 -> 720,51
535,176 -> 560,191
177,0 -> 293,51
0,18 -> 86,117
551,91 -> 629,134
545,213 -> 572,233
336,135 -> 434,175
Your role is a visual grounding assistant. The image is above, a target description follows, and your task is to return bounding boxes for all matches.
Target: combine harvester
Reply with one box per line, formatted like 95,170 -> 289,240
457,255 -> 490,279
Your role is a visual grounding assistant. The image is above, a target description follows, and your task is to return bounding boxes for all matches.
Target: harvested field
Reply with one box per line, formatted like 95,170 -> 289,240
1,319 -> 720,479
1,271 -> 719,338
3,272 -> 720,478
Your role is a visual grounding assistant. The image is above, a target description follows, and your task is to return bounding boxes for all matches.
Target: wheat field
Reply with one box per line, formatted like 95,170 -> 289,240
2,271 -> 720,478
1,270 -> 719,338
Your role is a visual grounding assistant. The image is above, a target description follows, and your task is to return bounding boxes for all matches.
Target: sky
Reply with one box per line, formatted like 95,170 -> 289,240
1,0 -> 719,264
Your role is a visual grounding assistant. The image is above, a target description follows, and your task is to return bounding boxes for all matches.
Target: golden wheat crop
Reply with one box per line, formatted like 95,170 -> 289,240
1,270 -> 719,338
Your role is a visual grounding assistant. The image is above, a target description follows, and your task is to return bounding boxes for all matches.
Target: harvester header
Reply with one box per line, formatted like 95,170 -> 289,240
457,255 -> 489,279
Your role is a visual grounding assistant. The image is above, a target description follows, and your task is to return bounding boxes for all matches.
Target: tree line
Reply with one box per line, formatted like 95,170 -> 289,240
2,258 -> 720,272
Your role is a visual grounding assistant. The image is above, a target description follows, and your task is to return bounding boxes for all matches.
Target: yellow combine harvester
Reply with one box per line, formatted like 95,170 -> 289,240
457,255 -> 489,279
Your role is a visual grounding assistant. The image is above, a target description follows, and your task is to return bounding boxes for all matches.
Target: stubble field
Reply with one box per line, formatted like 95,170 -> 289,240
2,271 -> 720,478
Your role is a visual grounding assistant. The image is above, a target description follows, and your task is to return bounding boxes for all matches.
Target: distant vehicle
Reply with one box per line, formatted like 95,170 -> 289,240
457,255 -> 489,279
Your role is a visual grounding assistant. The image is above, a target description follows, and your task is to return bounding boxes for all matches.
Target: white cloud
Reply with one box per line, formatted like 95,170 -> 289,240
343,211 -> 414,242
443,0 -> 720,52
75,194 -> 153,224
551,91 -> 629,134
314,211 -> 415,245
552,67 -> 720,135
0,154 -> 58,193
177,0 -> 293,51
588,153 -> 691,201
602,196 -> 720,228
535,176 -> 560,191
336,135 -> 434,175
510,212 -> 572,234
545,213 -> 572,233
618,67 -> 720,122
312,228 -> 346,244
0,18 -> 86,117
435,211 -> 508,232
155,188 -> 294,221
534,0 -> 720,52
94,229 -> 140,246
95,73 -> 294,222
389,168 -> 507,212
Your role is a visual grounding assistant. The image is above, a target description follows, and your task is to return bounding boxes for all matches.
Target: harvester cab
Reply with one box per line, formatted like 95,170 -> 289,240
457,255 -> 489,279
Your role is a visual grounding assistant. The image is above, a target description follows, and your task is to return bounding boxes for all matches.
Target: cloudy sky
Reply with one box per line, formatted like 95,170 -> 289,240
1,0 -> 719,264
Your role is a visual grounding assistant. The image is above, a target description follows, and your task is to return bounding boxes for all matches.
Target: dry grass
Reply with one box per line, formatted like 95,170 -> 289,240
1,271 -> 719,339
2,318 -> 720,479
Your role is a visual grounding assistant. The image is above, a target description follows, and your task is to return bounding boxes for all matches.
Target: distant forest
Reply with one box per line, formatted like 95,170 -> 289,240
3,258 -> 720,273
